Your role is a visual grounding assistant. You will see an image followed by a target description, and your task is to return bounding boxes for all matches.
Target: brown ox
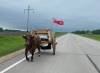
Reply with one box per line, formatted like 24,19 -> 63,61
23,33 -> 41,61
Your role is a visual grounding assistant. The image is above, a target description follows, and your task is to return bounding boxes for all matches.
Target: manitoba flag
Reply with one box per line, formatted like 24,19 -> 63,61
53,18 -> 64,25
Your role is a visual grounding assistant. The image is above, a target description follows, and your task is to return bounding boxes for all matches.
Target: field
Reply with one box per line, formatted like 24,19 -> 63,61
81,34 -> 100,41
0,32 -> 66,57
55,32 -> 67,37
0,35 -> 24,57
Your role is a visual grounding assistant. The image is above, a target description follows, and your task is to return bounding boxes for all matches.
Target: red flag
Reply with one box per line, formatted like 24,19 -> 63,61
53,19 -> 64,25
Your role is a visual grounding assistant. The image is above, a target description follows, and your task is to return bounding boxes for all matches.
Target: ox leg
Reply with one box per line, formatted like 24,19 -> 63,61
30,49 -> 35,62
38,47 -> 41,57
25,48 -> 29,61
31,51 -> 34,62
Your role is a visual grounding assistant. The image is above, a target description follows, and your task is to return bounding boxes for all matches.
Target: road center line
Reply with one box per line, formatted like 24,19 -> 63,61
74,36 -> 100,73
86,54 -> 100,73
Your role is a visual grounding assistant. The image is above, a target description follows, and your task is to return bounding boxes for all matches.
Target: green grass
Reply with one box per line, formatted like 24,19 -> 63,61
80,34 -> 100,41
0,35 -> 24,57
55,32 -> 67,37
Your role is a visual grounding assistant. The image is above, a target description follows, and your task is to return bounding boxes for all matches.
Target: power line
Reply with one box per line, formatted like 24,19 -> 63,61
24,5 -> 34,32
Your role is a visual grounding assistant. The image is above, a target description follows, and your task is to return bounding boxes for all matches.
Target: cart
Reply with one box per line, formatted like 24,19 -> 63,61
31,28 -> 57,55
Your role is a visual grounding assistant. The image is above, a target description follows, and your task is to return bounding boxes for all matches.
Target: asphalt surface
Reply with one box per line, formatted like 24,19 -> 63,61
1,33 -> 100,73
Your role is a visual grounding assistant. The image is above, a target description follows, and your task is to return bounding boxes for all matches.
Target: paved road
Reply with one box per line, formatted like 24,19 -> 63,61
1,33 -> 100,73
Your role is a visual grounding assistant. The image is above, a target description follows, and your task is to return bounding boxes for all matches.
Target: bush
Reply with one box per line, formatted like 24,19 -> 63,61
0,28 -> 3,32
92,30 -> 100,34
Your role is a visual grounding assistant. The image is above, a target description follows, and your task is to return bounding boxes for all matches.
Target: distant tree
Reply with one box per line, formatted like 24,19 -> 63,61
4,29 -> 21,32
0,27 -> 3,32
85,30 -> 92,34
72,30 -> 92,34
72,30 -> 86,34
92,29 -> 100,34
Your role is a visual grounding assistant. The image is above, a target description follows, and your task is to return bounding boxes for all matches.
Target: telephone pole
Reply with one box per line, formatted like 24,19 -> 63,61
24,5 -> 34,32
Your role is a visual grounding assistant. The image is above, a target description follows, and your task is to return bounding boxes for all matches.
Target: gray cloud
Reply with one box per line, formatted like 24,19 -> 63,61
0,0 -> 100,31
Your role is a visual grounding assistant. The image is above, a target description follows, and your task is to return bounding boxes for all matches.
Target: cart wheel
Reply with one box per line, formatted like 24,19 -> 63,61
52,44 -> 56,55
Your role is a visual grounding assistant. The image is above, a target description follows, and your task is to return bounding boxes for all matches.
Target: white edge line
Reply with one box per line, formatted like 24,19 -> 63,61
0,55 -> 31,73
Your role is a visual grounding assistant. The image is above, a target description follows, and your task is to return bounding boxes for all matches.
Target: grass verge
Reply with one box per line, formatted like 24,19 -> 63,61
55,32 -> 67,37
80,34 -> 100,41
0,35 -> 24,57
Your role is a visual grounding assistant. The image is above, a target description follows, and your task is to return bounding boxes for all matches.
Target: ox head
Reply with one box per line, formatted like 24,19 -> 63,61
23,34 -> 32,45
22,34 -> 36,45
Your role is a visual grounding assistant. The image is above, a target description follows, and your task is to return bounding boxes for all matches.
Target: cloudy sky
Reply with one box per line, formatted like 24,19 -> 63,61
0,0 -> 100,32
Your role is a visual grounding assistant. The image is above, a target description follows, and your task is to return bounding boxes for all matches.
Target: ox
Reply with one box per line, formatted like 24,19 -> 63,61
23,33 -> 41,61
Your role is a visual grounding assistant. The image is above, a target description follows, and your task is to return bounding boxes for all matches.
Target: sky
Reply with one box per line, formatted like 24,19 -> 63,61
0,0 -> 100,32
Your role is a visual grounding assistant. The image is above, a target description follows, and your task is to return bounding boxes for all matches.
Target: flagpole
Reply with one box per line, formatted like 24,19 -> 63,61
52,18 -> 55,32
53,18 -> 56,38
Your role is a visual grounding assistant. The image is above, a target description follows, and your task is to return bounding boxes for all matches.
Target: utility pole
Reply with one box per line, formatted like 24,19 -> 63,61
24,5 -> 34,32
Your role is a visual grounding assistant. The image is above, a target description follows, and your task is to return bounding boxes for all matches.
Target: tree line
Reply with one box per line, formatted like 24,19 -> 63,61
0,27 -> 100,34
72,29 -> 100,34
0,27 -> 21,32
